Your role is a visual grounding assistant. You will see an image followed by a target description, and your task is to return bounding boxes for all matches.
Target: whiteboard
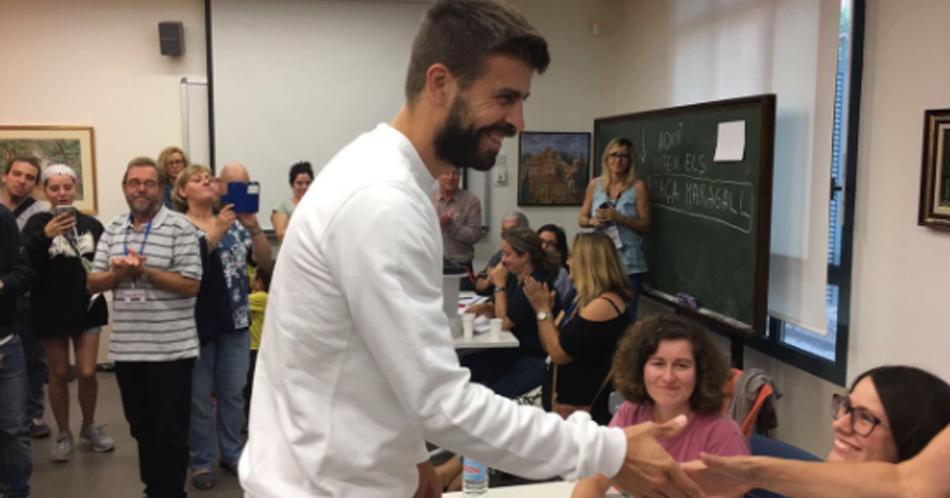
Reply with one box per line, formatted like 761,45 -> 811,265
180,78 -> 210,167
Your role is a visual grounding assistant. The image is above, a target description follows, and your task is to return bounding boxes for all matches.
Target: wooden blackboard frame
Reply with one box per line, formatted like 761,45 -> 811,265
594,94 -> 776,336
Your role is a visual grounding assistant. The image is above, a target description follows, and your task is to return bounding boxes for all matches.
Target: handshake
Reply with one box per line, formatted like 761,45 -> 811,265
599,415 -> 757,498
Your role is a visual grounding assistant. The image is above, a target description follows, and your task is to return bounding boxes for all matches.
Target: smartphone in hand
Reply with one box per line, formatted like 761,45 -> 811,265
55,205 -> 77,219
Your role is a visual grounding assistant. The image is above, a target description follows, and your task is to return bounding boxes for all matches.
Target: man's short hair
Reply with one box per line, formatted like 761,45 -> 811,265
404,0 -> 550,102
122,156 -> 163,186
4,156 -> 41,183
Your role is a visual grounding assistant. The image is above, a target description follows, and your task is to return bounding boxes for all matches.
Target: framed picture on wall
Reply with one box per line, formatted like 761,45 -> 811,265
517,131 -> 590,206
918,109 -> 950,229
0,126 -> 98,214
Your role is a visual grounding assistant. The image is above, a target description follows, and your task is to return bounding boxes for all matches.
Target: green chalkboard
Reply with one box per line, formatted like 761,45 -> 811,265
594,95 -> 775,334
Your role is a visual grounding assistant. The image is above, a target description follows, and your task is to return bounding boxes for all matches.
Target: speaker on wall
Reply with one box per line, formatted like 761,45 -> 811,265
159,21 -> 184,57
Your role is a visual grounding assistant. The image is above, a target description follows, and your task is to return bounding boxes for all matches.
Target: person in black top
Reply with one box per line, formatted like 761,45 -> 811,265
524,232 -> 632,424
462,226 -> 561,398
21,165 -> 112,462
0,202 -> 33,497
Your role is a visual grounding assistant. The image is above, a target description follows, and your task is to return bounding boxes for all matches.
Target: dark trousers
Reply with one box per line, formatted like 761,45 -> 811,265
16,297 -> 46,422
116,359 -> 194,498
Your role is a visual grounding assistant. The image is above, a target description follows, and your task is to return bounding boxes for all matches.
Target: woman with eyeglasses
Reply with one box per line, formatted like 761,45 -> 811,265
827,365 -> 950,464
158,146 -> 190,209
537,224 -> 573,307
579,138 -> 651,321
691,366 -> 950,498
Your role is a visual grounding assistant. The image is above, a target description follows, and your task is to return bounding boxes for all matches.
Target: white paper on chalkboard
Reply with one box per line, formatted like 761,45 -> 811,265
714,120 -> 746,162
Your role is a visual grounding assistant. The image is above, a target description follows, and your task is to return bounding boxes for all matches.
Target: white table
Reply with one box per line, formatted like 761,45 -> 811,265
453,331 -> 519,349
444,481 -> 625,497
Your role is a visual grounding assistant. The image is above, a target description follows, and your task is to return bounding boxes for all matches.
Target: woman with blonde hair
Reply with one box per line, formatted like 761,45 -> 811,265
523,232 -> 631,424
579,138 -> 651,320
158,146 -> 190,209
173,164 -> 271,490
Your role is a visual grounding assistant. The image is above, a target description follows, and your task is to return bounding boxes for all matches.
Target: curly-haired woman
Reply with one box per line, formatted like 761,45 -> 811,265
572,314 -> 749,497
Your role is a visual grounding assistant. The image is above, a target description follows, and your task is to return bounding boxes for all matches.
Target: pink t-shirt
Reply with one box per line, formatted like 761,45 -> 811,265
609,401 -> 750,462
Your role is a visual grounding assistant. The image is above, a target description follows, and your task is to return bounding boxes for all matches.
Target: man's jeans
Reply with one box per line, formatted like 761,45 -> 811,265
0,335 -> 33,498
17,297 -> 46,422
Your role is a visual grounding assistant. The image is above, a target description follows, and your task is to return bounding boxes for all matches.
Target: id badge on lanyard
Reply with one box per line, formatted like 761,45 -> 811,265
123,217 -> 152,303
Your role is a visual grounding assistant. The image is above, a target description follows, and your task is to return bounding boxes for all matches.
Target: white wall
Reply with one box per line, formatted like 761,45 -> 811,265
621,0 -> 950,456
473,0 -> 625,267
0,0 -> 207,361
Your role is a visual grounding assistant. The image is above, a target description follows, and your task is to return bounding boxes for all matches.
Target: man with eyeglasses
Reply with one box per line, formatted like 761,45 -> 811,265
88,156 -> 202,498
429,165 -> 482,277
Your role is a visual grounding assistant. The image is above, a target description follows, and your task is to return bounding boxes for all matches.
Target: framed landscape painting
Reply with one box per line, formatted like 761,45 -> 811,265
0,126 -> 98,214
517,131 -> 590,206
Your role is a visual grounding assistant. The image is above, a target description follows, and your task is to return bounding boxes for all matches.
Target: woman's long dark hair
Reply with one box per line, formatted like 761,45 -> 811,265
851,366 -> 950,462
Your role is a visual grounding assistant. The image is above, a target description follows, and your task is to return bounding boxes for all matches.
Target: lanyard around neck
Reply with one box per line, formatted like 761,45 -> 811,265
124,217 -> 153,257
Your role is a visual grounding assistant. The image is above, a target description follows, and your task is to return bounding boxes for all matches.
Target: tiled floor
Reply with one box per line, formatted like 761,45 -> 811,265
28,372 -> 244,498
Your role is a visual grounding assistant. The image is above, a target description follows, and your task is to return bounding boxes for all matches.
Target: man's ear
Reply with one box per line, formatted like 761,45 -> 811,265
424,63 -> 457,107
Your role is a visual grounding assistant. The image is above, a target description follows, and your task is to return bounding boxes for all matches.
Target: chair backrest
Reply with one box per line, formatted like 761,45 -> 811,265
723,368 -> 775,438
744,435 -> 822,498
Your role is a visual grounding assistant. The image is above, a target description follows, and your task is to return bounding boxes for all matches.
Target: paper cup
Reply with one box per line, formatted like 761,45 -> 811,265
489,318 -> 503,340
462,313 -> 476,339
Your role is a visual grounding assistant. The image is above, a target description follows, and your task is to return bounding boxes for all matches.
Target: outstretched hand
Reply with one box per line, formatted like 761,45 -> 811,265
613,415 -> 706,498
679,453 -> 759,497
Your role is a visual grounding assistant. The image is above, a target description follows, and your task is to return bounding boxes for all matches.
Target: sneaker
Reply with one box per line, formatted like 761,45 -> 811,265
28,418 -> 51,439
49,433 -> 74,462
80,424 -> 116,453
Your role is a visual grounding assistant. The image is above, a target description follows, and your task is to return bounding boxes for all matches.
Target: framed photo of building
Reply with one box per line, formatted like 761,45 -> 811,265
0,126 -> 98,214
918,109 -> 950,229
517,131 -> 590,206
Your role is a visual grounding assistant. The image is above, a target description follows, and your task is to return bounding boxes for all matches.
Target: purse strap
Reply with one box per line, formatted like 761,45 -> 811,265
552,363 -> 614,410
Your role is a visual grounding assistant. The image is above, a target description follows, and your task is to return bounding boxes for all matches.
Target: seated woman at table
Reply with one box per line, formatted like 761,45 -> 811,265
537,223 -> 574,307
461,226 -> 561,399
522,232 -> 630,425
573,314 -> 748,498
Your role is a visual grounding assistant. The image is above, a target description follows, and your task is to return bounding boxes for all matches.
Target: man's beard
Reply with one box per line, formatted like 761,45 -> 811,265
433,98 -> 516,172
128,195 -> 159,218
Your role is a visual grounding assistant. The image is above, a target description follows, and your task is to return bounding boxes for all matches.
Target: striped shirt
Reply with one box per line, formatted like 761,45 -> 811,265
92,206 -> 202,362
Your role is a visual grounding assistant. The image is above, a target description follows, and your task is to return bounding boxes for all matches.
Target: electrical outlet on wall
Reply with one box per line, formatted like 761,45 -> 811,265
494,164 -> 507,185
494,154 -> 508,185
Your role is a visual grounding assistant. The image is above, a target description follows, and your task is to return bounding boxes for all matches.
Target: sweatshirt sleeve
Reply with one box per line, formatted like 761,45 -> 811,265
324,184 -> 626,481
0,209 -> 32,299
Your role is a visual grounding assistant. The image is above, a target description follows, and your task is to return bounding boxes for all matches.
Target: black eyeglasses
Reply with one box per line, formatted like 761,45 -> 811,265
831,394 -> 890,437
608,152 -> 631,160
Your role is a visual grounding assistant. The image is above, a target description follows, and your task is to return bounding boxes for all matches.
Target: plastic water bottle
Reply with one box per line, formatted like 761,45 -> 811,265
462,456 -> 489,495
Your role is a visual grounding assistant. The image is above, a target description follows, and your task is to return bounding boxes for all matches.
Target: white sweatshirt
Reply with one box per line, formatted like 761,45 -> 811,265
239,124 -> 627,498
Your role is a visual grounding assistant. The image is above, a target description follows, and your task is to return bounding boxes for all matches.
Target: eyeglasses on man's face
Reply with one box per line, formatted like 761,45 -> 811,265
125,180 -> 159,190
831,393 -> 890,437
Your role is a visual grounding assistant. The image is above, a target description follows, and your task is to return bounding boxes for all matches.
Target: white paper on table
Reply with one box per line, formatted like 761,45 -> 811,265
714,120 -> 746,162
473,315 -> 491,335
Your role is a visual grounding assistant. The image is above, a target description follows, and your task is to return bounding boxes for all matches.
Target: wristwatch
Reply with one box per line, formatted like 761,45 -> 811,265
536,310 -> 551,322
493,286 -> 506,294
